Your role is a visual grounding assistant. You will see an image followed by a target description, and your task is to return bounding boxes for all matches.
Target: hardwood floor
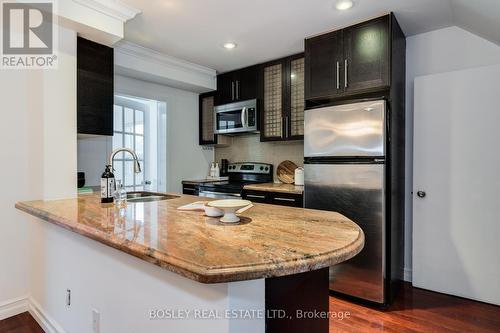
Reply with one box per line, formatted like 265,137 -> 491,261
0,312 -> 43,333
329,283 -> 500,332
1,285 -> 499,333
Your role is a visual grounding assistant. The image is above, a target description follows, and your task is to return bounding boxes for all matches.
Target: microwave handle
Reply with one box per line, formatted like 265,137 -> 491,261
241,107 -> 247,127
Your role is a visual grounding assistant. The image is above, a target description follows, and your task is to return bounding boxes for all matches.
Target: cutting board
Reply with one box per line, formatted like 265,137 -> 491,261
277,160 -> 298,184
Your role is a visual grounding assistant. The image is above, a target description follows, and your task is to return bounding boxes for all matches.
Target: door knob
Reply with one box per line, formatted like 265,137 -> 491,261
417,191 -> 426,198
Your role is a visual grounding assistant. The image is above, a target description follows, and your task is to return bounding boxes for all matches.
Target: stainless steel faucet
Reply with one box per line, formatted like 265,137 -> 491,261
108,148 -> 142,173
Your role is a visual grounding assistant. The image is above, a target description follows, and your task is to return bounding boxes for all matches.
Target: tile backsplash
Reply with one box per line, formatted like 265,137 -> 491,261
214,135 -> 303,181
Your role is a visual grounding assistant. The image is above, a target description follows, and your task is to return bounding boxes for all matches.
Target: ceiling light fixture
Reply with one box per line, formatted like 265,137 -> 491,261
335,0 -> 354,11
223,42 -> 237,50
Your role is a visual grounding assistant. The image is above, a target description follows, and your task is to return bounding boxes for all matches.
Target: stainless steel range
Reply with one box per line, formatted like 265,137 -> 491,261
198,162 -> 273,199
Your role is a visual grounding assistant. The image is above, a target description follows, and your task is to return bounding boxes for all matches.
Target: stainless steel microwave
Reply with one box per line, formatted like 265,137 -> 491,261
214,99 -> 258,135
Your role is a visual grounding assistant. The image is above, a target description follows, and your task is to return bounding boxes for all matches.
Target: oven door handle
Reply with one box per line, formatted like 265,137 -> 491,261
199,191 -> 241,197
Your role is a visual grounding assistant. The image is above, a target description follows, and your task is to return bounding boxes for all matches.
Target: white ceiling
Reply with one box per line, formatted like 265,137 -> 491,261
121,0 -> 500,73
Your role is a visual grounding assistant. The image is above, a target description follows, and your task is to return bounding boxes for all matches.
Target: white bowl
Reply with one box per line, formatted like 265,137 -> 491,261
207,199 -> 252,223
204,204 -> 224,217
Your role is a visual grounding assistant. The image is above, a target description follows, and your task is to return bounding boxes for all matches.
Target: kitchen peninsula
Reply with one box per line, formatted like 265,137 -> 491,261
16,193 -> 363,333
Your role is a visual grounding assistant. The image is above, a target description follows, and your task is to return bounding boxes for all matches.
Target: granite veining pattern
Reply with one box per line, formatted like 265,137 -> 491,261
243,182 -> 304,194
15,194 -> 364,283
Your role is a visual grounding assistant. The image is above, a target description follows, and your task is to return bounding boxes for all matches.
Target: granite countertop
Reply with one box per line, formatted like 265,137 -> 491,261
243,182 -> 305,195
15,193 -> 363,284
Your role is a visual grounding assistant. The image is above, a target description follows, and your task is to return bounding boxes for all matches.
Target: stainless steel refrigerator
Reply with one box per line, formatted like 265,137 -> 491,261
304,99 -> 398,305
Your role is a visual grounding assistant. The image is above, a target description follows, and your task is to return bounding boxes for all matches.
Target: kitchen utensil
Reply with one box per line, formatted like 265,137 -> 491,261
294,167 -> 305,186
207,199 -> 252,223
236,204 -> 254,214
77,172 -> 85,188
277,160 -> 298,184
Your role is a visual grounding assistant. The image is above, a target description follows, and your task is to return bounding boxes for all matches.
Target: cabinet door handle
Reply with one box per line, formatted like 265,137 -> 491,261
336,61 -> 340,89
274,197 -> 296,202
284,116 -> 289,138
231,81 -> 235,100
247,194 -> 266,199
236,80 -> 240,100
344,59 -> 348,88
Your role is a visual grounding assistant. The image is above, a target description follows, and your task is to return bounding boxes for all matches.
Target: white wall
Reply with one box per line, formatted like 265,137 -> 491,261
0,25 -> 77,317
29,216 -> 265,333
115,75 -> 214,193
77,136 -> 112,187
77,76 -> 214,193
405,26 -> 500,281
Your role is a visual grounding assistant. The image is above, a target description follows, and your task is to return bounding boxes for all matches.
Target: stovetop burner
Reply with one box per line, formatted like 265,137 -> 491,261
198,162 -> 273,198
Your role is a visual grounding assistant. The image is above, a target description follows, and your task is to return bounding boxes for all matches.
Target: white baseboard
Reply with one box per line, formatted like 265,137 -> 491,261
0,295 -> 29,320
28,297 -> 66,333
0,296 -> 65,333
403,268 -> 413,282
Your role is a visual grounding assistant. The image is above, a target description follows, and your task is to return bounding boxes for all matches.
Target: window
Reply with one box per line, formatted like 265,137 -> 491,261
113,97 -> 147,191
113,95 -> 167,192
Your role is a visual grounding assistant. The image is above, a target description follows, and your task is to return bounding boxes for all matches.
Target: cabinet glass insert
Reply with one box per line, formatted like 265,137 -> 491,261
290,58 -> 305,137
201,95 -> 215,141
264,63 -> 283,138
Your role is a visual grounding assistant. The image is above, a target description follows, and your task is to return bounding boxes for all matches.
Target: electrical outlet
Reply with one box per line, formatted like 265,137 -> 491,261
92,309 -> 100,333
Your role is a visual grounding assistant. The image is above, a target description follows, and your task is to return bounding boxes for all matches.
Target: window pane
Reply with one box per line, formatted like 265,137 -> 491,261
124,107 -> 134,133
135,136 -> 144,160
135,171 -> 143,187
135,110 -> 144,134
124,134 -> 134,151
124,161 -> 134,187
113,161 -> 123,184
114,105 -> 123,132
112,132 -> 124,159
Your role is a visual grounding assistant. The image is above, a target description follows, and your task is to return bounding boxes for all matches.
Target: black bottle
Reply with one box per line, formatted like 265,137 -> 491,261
100,165 -> 115,203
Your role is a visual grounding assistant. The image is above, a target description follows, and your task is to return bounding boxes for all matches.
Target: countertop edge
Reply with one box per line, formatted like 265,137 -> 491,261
15,201 -> 364,284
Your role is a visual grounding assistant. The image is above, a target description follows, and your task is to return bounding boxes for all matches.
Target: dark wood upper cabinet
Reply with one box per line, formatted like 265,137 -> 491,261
260,53 -> 305,142
215,66 -> 258,105
304,31 -> 343,100
215,73 -> 234,105
305,14 -> 392,102
344,15 -> 390,94
237,65 -> 258,101
77,37 -> 114,136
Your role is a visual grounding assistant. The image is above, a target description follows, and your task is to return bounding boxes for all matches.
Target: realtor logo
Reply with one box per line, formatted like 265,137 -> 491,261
1,1 -> 57,69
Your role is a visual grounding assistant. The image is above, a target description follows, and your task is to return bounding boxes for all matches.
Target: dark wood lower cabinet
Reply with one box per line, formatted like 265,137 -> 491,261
182,184 -> 199,196
242,190 -> 303,207
266,268 -> 329,333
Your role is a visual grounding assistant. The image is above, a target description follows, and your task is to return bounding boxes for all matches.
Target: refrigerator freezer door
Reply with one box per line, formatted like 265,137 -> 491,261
304,163 -> 385,303
304,100 -> 386,158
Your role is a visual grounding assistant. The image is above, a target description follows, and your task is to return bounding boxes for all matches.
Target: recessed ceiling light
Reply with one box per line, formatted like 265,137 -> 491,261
223,42 -> 237,50
336,0 -> 353,11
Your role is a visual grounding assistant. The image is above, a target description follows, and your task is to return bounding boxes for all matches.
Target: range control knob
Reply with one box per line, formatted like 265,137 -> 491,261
260,166 -> 264,171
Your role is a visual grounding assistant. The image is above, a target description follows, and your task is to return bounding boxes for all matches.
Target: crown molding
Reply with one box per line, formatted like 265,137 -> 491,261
72,0 -> 141,22
115,41 -> 217,77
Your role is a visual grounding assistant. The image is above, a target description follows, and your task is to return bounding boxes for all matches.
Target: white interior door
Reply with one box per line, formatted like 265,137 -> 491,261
413,64 -> 500,305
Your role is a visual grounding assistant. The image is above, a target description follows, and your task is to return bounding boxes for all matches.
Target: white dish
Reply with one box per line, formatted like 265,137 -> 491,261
204,204 -> 224,217
207,199 -> 252,223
